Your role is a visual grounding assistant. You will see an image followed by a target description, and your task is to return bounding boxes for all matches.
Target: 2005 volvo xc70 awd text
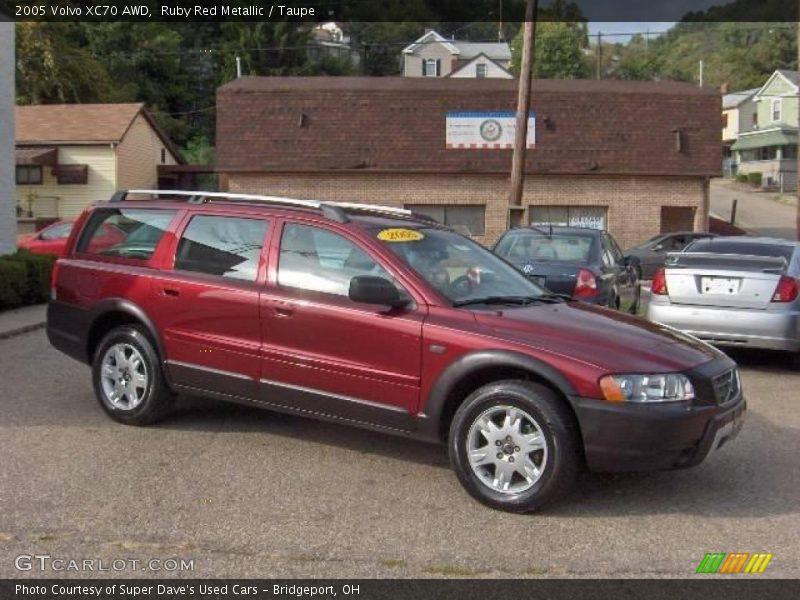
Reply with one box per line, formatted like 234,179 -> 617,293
47,190 -> 746,512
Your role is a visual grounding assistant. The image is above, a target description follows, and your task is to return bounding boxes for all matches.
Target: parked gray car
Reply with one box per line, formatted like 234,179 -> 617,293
648,237 -> 800,361
625,231 -> 717,280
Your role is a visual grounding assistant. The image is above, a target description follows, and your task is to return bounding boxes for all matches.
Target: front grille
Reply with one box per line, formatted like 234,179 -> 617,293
712,368 -> 740,405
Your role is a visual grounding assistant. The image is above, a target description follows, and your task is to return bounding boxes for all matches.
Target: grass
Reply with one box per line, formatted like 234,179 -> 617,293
380,558 -> 406,568
422,564 -> 477,577
524,565 -> 549,575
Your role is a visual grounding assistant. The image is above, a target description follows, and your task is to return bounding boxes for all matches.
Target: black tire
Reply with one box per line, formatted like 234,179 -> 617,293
448,380 -> 582,513
91,325 -> 175,425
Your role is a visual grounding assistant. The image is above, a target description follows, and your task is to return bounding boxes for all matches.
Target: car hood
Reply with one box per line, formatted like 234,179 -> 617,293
473,301 -> 721,373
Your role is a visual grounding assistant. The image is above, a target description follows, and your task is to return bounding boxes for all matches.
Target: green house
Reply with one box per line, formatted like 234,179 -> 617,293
731,70 -> 798,191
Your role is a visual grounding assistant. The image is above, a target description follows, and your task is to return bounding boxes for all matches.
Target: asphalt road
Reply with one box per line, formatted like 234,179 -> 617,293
710,179 -> 797,240
1,330 -> 798,579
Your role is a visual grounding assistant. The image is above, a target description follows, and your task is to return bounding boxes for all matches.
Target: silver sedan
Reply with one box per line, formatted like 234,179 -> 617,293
647,237 -> 800,357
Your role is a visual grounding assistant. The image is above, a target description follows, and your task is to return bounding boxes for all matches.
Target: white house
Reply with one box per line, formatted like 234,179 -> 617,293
402,30 -> 512,79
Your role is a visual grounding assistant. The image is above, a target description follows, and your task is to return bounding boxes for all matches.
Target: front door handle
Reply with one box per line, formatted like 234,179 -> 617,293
272,302 -> 295,318
161,288 -> 180,297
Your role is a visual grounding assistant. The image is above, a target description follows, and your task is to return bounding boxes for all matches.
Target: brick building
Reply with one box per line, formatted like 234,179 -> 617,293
216,77 -> 720,248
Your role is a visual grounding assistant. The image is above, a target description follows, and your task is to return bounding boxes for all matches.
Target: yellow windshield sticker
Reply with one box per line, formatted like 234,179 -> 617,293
377,228 -> 424,242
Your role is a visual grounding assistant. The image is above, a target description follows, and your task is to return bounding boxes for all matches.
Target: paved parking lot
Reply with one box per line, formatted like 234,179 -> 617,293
0,330 -> 798,578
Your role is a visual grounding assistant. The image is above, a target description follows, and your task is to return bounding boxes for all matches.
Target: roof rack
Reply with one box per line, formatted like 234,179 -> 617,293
109,189 -> 437,225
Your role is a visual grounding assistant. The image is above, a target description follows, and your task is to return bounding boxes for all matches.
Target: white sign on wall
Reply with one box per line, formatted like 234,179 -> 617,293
446,111 -> 536,149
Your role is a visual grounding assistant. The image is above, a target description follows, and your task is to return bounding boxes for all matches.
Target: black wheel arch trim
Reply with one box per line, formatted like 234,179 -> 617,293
414,349 -> 578,443
87,299 -> 167,367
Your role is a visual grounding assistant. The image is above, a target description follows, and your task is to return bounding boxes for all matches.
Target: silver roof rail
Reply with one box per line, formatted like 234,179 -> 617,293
110,190 -> 437,225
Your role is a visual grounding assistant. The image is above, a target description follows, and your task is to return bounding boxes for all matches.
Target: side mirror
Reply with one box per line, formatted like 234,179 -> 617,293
349,276 -> 407,308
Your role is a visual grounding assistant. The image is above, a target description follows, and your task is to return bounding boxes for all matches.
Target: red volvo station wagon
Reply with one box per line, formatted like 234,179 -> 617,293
47,190 -> 745,512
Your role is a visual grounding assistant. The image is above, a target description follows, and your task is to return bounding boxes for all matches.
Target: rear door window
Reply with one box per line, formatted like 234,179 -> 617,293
77,209 -> 177,260
174,215 -> 269,282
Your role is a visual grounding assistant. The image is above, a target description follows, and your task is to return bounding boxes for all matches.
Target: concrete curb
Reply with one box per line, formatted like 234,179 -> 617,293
0,321 -> 46,341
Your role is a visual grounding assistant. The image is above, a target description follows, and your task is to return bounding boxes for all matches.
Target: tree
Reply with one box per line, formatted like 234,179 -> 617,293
16,23 -> 111,104
510,21 -> 589,79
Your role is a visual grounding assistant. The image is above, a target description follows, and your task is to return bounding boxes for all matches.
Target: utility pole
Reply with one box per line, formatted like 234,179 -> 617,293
498,0 -> 503,41
699,59 -> 704,87
796,2 -> 799,240
508,0 -> 538,221
596,32 -> 602,80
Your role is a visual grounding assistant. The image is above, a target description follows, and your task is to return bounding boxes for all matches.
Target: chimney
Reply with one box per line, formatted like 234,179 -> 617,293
720,81 -> 730,94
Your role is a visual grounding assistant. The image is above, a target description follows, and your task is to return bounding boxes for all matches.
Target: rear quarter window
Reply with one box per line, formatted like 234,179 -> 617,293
76,208 -> 177,261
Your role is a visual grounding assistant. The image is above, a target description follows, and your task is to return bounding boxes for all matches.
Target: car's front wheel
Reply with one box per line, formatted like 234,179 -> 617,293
448,380 -> 581,513
92,325 -> 175,425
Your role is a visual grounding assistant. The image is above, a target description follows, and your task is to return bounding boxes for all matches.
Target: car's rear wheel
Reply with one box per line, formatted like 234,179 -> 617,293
448,380 -> 581,513
92,325 -> 175,425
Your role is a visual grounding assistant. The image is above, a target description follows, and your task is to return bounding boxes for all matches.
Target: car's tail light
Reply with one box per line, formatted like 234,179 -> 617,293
651,268 -> 668,295
50,260 -> 60,300
772,275 -> 799,303
573,269 -> 598,298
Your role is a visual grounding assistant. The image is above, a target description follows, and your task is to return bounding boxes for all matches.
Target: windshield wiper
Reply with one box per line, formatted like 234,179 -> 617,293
452,295 -> 564,307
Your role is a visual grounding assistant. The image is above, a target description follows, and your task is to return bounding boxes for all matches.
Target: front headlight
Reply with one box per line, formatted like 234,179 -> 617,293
599,373 -> 695,403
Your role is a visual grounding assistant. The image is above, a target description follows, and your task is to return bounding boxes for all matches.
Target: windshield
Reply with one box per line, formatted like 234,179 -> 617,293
371,226 -> 549,305
495,232 -> 594,264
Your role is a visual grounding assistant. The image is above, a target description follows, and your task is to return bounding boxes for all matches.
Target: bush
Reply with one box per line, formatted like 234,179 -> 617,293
0,261 -> 28,309
0,250 -> 56,310
747,172 -> 763,187
736,173 -> 749,184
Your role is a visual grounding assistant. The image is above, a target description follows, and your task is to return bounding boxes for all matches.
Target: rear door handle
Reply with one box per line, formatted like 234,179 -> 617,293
161,288 -> 180,297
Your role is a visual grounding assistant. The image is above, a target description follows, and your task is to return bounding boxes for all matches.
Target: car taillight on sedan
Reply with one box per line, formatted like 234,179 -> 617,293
573,268 -> 598,298
651,268 -> 668,295
772,275 -> 799,303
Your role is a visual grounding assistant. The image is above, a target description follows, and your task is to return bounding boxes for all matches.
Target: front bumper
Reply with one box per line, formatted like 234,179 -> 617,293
648,301 -> 800,352
570,357 -> 746,472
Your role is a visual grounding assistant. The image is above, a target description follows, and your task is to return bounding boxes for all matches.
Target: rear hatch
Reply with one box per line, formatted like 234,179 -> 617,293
663,252 -> 786,309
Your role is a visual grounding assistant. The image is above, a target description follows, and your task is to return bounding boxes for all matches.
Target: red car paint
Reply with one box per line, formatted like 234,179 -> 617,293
48,197 -> 744,475
19,220 -> 124,257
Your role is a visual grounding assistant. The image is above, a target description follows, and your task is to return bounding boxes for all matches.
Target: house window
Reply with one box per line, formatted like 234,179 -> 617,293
422,58 -> 439,77
405,204 -> 486,236
476,63 -> 488,79
16,165 -> 42,185
530,205 -> 608,231
757,146 -> 779,161
772,99 -> 781,122
160,148 -> 166,164
722,113 -> 728,128
753,111 -> 758,127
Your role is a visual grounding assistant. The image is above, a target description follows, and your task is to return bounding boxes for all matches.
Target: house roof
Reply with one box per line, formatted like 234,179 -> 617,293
731,128 -> 798,151
722,88 -> 759,109
402,30 -> 511,61
15,103 -> 183,162
447,53 -> 514,79
776,69 -> 799,86
216,77 -> 721,178
402,30 -> 459,55
451,41 -> 511,61
755,70 -> 800,99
